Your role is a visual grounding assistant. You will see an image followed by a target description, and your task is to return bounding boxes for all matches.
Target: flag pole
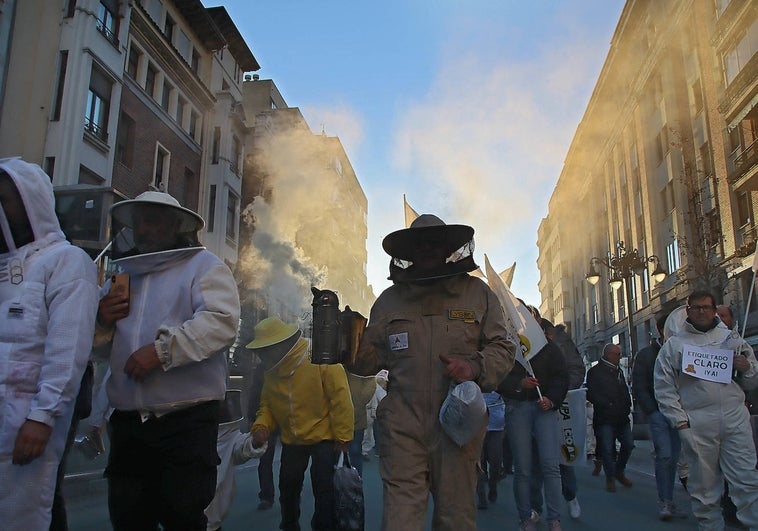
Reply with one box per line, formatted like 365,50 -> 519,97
525,359 -> 543,400
741,268 -> 757,338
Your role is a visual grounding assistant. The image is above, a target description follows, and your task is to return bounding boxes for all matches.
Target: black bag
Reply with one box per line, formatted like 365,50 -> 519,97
333,451 -> 364,531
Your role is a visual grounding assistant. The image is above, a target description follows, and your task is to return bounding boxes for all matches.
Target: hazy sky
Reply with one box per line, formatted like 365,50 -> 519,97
209,1 -> 626,306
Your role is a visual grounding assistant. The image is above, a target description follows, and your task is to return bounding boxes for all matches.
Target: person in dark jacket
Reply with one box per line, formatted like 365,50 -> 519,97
632,313 -> 687,520
499,340 -> 568,530
530,320 -> 585,521
586,343 -> 634,493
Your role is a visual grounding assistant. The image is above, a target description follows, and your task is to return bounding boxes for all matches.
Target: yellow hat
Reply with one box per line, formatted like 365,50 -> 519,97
246,317 -> 300,349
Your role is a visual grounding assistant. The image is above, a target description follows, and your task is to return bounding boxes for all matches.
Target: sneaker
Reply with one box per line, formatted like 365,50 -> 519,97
548,520 -> 562,531
605,477 -> 616,492
568,497 -> 581,519
257,499 -> 273,510
658,501 -> 673,521
591,459 -> 602,476
362,452 -> 370,462
528,510 -> 541,524
477,498 -> 488,510
519,519 -> 537,531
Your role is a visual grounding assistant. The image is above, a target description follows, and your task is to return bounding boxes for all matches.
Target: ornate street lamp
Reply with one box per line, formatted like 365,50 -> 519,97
585,241 -> 667,356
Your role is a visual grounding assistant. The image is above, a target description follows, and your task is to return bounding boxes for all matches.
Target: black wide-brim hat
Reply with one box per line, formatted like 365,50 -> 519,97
382,214 -> 474,261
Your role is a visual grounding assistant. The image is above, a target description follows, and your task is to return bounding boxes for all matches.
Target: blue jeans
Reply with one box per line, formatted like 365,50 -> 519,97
348,429 -> 365,476
648,410 -> 680,502
594,420 -> 633,478
531,459 -> 578,511
506,399 -> 562,523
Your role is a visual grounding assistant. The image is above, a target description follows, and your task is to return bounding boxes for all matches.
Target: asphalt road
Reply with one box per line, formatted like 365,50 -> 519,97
62,435 -> 742,530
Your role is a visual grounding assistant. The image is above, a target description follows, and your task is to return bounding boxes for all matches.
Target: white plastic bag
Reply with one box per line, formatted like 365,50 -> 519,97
439,381 -> 487,446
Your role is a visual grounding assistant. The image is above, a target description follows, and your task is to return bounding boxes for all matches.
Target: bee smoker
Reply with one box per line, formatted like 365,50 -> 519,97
310,286 -> 368,365
311,286 -> 342,364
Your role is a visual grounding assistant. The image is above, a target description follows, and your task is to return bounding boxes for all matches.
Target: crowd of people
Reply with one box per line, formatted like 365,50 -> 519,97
2,157 -> 758,531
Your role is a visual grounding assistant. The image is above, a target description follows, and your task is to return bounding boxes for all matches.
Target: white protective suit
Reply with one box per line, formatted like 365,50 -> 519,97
654,319 -> 758,530
0,158 -> 98,529
204,418 -> 267,530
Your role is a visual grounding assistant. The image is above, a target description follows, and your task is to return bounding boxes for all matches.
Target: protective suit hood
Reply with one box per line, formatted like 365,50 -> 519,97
0,157 -> 66,256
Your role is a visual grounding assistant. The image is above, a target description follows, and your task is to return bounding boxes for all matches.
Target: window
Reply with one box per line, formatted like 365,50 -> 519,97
212,127 -> 221,164
226,191 -> 238,241
667,239 -> 681,273
85,66 -> 112,143
127,45 -> 139,79
231,135 -> 241,175
737,191 -> 752,227
691,78 -> 703,113
65,0 -> 76,18
52,51 -> 68,121
161,81 -> 171,111
45,157 -> 55,179
153,145 -> 170,191
655,125 -> 669,163
78,166 -> 104,185
189,111 -> 199,141
660,181 -> 675,215
182,167 -> 196,208
207,185 -> 216,233
145,63 -> 157,98
164,14 -> 175,43
176,96 -> 186,127
191,48 -> 200,74
724,18 -> 758,84
176,30 -> 191,61
96,0 -> 119,46
116,112 -> 135,167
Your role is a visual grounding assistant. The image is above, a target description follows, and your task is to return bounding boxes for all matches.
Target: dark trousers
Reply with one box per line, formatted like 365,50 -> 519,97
49,416 -> 80,531
259,430 -> 279,502
594,421 -> 633,478
279,440 -> 338,531
105,401 -> 220,531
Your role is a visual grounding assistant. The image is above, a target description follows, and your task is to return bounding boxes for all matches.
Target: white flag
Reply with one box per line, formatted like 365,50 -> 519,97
484,254 -> 547,372
403,194 -> 419,228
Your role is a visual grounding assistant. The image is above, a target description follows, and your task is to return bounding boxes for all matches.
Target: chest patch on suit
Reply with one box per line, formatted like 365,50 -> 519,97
7,305 -> 23,319
389,332 -> 409,351
449,309 -> 476,323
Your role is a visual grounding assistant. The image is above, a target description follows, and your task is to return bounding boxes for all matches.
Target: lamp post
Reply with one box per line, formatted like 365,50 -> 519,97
585,241 -> 667,357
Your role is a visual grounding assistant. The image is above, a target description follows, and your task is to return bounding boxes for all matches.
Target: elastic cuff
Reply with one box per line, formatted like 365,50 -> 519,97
154,339 -> 171,369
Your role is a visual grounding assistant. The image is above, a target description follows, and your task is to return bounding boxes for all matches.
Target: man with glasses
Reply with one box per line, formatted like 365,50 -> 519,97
655,290 -> 758,529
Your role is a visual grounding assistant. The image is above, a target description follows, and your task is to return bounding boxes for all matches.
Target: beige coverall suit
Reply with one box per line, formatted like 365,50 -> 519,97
355,274 -> 515,530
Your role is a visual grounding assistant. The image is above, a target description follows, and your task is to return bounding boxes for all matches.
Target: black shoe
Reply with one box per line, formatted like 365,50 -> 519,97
257,499 -> 274,510
477,498 -> 488,510
488,482 -> 498,502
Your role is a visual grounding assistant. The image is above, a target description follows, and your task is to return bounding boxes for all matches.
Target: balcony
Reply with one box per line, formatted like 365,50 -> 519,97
83,116 -> 108,145
96,18 -> 119,48
719,53 -> 758,114
735,224 -> 758,258
729,138 -> 758,191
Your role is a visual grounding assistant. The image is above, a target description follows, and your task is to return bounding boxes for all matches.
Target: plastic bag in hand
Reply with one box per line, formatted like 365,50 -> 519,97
439,381 -> 487,446
333,451 -> 364,531
239,436 -> 268,461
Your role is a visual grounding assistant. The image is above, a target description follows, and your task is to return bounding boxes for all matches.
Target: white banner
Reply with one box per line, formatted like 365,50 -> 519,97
557,388 -> 587,466
483,254 -> 547,372
681,344 -> 734,384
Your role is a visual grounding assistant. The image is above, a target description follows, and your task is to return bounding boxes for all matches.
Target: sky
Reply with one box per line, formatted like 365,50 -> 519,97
208,1 -> 626,307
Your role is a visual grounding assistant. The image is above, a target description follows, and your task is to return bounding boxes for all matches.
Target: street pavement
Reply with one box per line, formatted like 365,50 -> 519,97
64,435 -> 749,530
